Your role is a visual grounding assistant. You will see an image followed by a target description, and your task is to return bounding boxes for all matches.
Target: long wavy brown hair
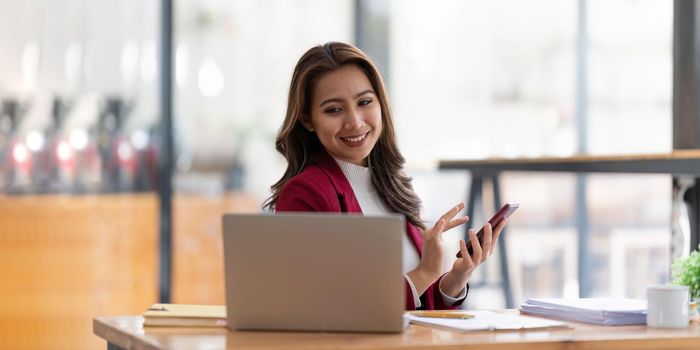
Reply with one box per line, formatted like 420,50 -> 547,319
263,42 -> 425,230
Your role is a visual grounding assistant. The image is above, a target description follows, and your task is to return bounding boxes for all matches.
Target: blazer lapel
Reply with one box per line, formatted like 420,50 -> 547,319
314,151 -> 363,214
315,151 -> 423,257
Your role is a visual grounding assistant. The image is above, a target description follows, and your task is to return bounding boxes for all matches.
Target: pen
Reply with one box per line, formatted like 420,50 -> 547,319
408,311 -> 475,319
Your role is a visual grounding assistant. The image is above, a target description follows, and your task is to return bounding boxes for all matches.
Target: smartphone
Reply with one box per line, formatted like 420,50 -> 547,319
456,203 -> 519,258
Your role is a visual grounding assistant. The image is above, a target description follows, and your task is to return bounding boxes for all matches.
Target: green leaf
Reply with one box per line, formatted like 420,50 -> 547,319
672,245 -> 700,299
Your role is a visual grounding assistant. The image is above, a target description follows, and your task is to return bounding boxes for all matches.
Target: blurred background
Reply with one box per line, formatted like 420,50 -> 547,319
0,0 -> 687,349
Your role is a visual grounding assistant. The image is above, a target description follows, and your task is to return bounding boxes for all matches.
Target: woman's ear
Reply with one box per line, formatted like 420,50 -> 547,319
300,118 -> 314,132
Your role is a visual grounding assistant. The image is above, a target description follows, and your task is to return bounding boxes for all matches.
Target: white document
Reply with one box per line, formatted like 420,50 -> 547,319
520,298 -> 647,325
407,310 -> 570,332
525,298 -> 647,312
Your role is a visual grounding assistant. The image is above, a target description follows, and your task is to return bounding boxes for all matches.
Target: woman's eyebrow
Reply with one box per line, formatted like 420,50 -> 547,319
319,89 -> 375,107
354,89 -> 375,99
319,97 -> 343,107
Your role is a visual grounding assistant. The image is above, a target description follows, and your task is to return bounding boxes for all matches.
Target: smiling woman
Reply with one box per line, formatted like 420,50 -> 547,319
263,42 -> 509,311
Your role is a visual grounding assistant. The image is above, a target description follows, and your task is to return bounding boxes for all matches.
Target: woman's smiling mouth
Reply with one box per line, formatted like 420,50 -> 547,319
340,131 -> 370,143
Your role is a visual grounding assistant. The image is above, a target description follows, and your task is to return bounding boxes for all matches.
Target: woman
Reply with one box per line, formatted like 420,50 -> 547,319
264,42 -> 506,310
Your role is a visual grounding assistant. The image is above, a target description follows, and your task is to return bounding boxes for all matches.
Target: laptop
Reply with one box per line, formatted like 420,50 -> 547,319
222,213 -> 405,333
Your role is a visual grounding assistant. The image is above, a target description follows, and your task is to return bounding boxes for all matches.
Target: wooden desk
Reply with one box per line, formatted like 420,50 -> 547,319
93,312 -> 700,350
438,150 -> 700,306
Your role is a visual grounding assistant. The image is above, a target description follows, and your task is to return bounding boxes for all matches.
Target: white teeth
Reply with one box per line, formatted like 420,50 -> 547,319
342,132 -> 367,142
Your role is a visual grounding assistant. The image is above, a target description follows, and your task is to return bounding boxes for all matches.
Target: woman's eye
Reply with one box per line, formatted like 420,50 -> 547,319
325,107 -> 342,114
359,99 -> 372,106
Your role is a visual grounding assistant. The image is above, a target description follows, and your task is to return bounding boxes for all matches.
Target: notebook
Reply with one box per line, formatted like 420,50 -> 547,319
143,304 -> 227,327
222,213 -> 406,333
407,310 -> 570,332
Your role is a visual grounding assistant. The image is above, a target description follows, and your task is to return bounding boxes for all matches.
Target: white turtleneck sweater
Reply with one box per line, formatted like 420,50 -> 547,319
334,158 -> 466,307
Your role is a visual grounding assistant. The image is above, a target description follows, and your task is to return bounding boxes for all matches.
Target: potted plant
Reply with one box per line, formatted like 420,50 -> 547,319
671,245 -> 700,304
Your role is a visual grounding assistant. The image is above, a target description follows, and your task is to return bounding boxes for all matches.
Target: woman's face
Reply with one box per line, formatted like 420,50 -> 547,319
305,65 -> 382,167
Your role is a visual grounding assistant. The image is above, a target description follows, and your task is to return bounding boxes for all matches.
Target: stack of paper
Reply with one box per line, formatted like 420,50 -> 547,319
143,304 -> 227,327
519,298 -> 647,326
407,310 -> 570,332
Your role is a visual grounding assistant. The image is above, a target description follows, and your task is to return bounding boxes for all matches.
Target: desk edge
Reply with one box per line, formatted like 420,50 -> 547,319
93,316 -> 162,350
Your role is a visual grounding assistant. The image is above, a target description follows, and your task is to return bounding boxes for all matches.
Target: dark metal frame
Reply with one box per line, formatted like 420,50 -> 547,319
158,0 -> 174,303
673,0 -> 700,251
354,0 -> 390,81
575,0 -> 591,298
464,175 -> 514,307
440,156 -> 700,174
354,0 -> 366,51
107,342 -> 124,350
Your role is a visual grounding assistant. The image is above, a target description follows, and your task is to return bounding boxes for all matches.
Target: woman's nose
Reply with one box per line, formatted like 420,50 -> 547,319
343,108 -> 364,130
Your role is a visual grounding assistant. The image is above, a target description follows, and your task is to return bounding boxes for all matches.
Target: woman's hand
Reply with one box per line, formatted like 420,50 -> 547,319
406,202 -> 469,296
440,218 -> 508,297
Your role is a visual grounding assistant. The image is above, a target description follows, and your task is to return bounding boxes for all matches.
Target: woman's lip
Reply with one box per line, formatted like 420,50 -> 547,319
339,131 -> 370,145
340,131 -> 370,139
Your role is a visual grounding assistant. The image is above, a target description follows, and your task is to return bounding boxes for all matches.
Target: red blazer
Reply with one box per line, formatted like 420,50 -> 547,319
275,151 -> 465,310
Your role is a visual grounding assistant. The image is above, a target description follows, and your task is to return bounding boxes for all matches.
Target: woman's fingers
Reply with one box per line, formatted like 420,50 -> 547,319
467,229 -> 482,263
452,218 -> 509,276
444,215 -> 469,232
427,203 -> 467,239
459,239 -> 469,259
458,239 -> 474,268
490,218 -> 507,255
432,202 -> 468,234
440,202 -> 465,225
480,223 -> 493,261
429,218 -> 446,238
493,218 -> 507,237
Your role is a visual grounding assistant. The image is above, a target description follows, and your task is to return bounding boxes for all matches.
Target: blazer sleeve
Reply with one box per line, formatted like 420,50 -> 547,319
276,174 -> 338,212
433,276 -> 468,310
405,280 -> 416,309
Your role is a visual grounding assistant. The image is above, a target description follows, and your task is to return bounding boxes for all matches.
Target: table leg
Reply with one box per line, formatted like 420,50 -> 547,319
687,178 -> 700,251
464,173 -> 514,308
108,342 -> 125,350
576,174 -> 590,297
491,175 -> 514,308
466,175 -> 482,229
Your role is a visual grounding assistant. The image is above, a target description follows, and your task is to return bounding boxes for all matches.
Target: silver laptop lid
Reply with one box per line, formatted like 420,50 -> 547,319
222,213 -> 405,333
